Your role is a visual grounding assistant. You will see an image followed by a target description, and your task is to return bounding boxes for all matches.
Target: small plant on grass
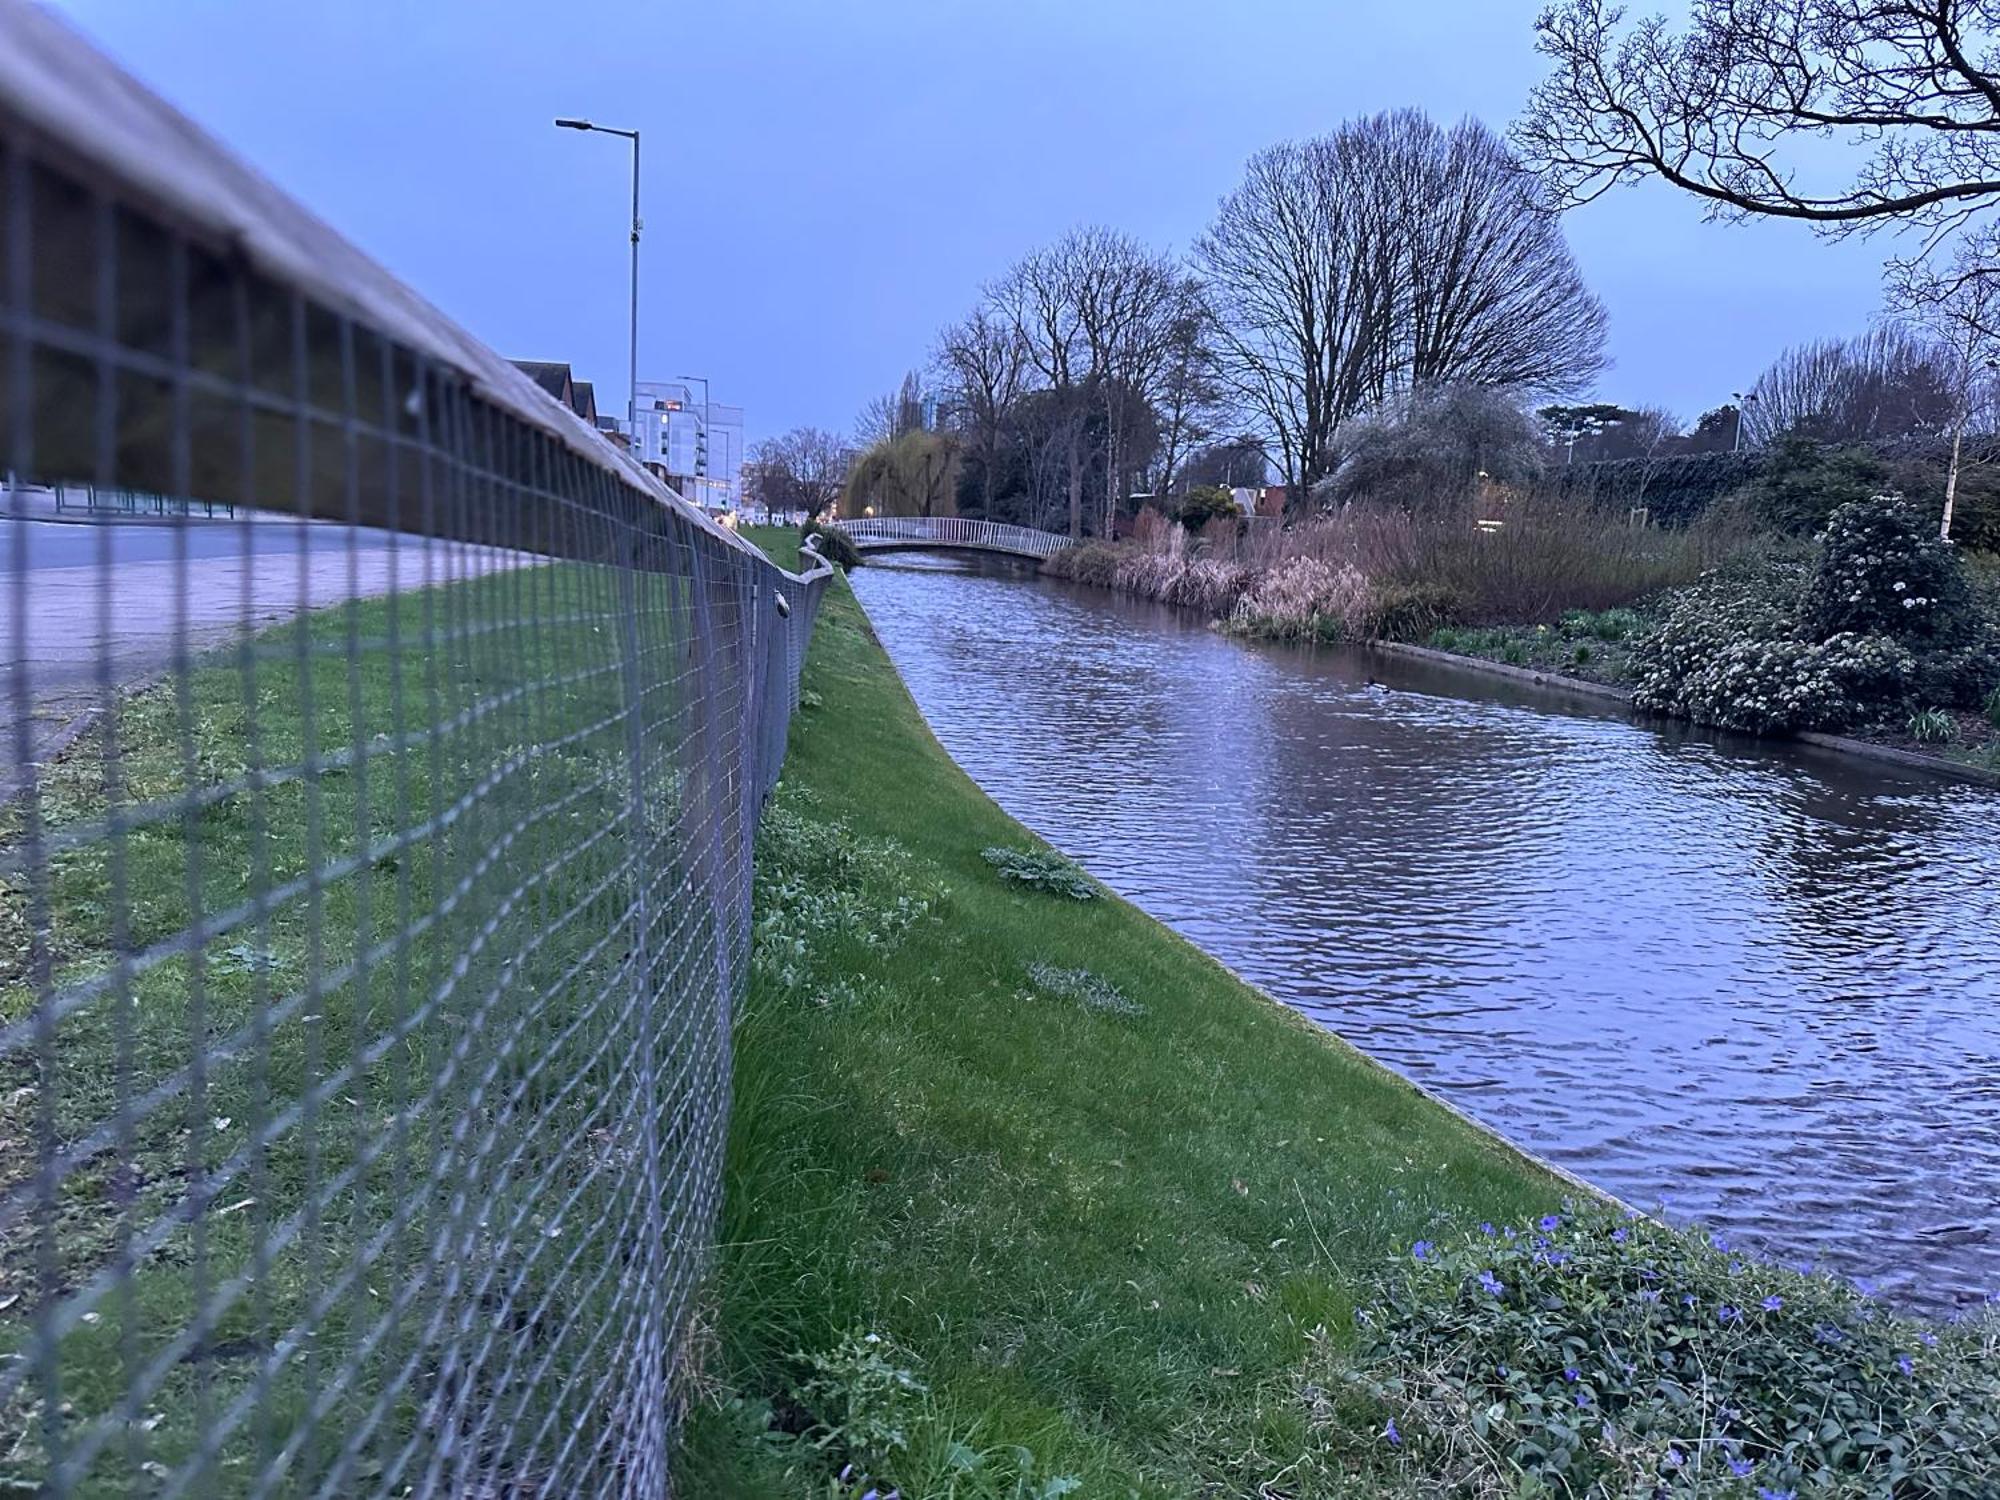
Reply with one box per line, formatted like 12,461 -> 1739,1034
1908,707 -> 1957,744
1025,961 -> 1145,1017
980,846 -> 1097,900
796,1332 -> 929,1473
1344,1209 -> 1998,1498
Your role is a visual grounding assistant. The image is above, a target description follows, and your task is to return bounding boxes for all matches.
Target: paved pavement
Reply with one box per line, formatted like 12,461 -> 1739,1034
0,514 -> 396,572
2,538 -> 522,798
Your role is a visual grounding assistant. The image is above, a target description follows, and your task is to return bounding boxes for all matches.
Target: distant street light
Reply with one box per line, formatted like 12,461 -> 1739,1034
1730,390 -> 1760,453
556,117 -> 642,439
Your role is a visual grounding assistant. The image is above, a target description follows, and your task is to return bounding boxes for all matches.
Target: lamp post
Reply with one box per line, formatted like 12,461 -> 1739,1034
1730,390 -> 1759,453
555,118 -> 642,439
677,374 -> 711,508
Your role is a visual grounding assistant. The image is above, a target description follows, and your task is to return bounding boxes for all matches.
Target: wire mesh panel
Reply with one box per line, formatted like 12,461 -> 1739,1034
0,6 -> 829,1493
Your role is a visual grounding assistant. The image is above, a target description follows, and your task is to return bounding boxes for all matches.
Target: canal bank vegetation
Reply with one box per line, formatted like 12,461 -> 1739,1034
694,534 -> 1999,1497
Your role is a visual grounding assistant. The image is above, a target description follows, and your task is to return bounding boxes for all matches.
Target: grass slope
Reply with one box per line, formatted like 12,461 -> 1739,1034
691,534 -> 1564,1496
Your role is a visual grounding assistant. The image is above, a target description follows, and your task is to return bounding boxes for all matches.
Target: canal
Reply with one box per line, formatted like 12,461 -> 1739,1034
851,552 -> 2000,1315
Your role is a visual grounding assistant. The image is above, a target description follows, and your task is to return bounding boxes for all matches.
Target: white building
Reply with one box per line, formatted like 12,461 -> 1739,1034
631,380 -> 745,513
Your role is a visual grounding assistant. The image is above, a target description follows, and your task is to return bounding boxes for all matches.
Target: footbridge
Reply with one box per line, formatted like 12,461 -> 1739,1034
832,516 -> 1074,561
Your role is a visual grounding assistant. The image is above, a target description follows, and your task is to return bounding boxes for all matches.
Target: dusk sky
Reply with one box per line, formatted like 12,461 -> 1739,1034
56,0 -> 1899,445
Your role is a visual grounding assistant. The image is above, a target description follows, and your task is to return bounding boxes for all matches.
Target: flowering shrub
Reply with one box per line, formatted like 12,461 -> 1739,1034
1632,522 -> 2000,733
1349,1210 -> 2000,1498
1800,495 -> 1978,647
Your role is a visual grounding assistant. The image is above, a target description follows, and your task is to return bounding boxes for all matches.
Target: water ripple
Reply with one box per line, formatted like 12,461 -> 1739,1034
853,555 -> 2000,1314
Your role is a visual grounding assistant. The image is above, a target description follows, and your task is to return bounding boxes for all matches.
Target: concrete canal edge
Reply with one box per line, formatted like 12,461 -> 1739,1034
1370,640 -> 2000,791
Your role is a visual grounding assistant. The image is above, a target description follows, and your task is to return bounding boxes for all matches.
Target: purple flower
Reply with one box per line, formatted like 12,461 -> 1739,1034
1533,1235 -> 1549,1250
1711,1233 -> 1731,1252
1539,1214 -> 1561,1232
1666,1447 -> 1684,1468
1479,1222 -> 1496,1236
1762,1295 -> 1783,1312
1815,1324 -> 1843,1344
1502,1225 -> 1517,1239
1639,1289 -> 1661,1303
1478,1270 -> 1504,1296
1384,1418 -> 1401,1448
1575,1391 -> 1592,1408
1611,1227 -> 1628,1244
1546,1250 -> 1568,1266
1729,1456 -> 1754,1477
1921,1331 -> 1938,1347
1683,1294 -> 1697,1307
1718,1305 -> 1741,1324
1412,1241 -> 1433,1262
1898,1354 -> 1914,1376
1564,1366 -> 1580,1382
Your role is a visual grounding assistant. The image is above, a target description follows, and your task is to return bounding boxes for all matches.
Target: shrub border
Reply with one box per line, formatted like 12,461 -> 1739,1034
1375,641 -> 2000,789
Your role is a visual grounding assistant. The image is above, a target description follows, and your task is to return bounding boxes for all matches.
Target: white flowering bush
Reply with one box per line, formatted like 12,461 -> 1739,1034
1633,500 -> 1999,733
1801,495 -> 1978,647
1348,1210 -> 2000,1499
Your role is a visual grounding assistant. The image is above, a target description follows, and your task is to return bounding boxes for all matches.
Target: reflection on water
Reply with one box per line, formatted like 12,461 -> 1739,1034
852,553 -> 2000,1313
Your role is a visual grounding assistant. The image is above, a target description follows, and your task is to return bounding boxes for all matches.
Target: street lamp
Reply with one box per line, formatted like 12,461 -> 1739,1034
1730,390 -> 1759,453
677,374 -> 711,507
555,117 -> 642,439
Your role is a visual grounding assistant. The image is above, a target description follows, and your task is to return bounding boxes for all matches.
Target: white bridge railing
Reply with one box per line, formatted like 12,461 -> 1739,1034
833,515 -> 1075,559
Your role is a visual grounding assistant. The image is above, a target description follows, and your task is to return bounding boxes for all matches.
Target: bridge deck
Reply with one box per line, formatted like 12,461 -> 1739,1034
833,516 -> 1073,561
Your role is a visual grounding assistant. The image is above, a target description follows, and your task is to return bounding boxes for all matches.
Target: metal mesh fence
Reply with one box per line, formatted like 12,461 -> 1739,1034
0,7 -> 830,1493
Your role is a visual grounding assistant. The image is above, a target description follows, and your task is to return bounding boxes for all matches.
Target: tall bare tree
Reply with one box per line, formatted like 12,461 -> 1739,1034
1746,327 -> 1958,445
934,307 -> 1027,518
1197,133 -> 1396,497
1400,113 -> 1609,391
1199,111 -> 1605,499
746,427 -> 850,521
1517,0 -> 2000,240
1890,228 -> 2000,535
990,228 -> 1196,536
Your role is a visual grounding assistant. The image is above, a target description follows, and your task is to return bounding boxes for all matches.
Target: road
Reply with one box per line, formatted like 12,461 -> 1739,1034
1,522 -> 524,798
0,515 -> 398,572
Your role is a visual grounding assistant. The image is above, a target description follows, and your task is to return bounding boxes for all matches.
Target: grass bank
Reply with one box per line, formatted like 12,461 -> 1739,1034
690,532 -> 1564,1496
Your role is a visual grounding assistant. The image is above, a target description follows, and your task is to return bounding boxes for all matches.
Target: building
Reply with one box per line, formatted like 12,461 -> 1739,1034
508,360 -> 600,428
631,380 -> 745,512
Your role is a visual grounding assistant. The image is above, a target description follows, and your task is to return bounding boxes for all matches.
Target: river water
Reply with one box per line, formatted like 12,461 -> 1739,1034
850,553 -> 2000,1315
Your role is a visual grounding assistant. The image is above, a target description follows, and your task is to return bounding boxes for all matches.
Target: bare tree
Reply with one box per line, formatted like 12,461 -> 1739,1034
1747,327 -> 1958,445
993,241 -> 1088,535
1890,229 -> 2000,535
746,426 -> 850,521
934,307 -> 1026,518
1516,0 -> 2000,241
1199,111 -> 1605,500
990,228 -> 1194,536
1197,133 -> 1395,497
1147,292 -> 1224,497
1400,113 -> 1608,392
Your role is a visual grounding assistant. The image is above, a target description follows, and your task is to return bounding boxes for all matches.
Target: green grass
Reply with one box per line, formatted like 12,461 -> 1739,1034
1427,607 -> 1652,689
691,530 -> 1564,1496
0,556 -> 713,1493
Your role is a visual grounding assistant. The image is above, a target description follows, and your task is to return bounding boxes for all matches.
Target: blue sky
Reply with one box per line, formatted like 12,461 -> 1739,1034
55,0 -> 1895,444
